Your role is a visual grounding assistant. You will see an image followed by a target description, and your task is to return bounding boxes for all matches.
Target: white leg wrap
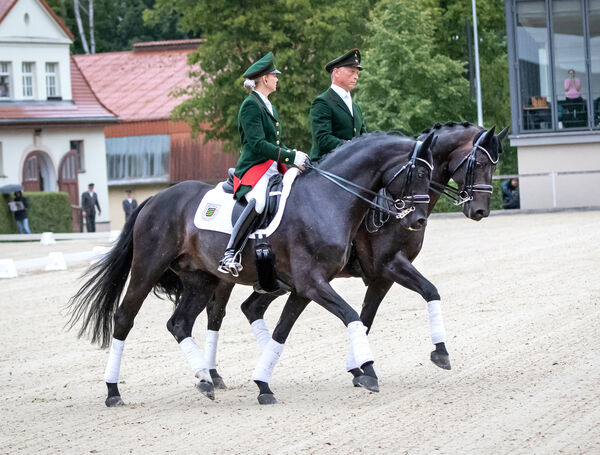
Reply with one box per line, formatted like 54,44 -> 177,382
428,300 -> 446,344
347,321 -> 374,367
251,319 -> 271,352
204,330 -> 219,370
345,344 -> 361,372
104,338 -> 125,383
179,337 -> 211,382
251,338 -> 284,383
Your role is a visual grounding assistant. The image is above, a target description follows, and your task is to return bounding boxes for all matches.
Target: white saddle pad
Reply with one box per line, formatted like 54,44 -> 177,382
194,168 -> 300,238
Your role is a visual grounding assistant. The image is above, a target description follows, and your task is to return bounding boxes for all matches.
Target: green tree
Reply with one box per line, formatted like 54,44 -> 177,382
145,0 -> 373,152
357,0 -> 471,135
47,0 -> 190,54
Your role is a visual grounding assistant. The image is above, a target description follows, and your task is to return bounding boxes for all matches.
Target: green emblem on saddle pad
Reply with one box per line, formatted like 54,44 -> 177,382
203,204 -> 220,221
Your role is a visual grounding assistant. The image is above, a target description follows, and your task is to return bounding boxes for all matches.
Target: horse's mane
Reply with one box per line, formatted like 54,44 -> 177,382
418,121 -> 479,138
317,131 -> 412,168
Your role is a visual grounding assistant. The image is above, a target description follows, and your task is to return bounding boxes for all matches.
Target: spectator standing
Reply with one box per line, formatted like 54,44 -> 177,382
502,178 -> 520,209
122,189 -> 138,223
12,190 -> 31,234
81,183 -> 101,232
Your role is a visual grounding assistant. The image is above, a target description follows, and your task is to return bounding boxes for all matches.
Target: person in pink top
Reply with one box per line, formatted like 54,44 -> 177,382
564,69 -> 581,99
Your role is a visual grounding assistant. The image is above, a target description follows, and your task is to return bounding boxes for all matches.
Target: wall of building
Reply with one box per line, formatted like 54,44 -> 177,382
517,142 -> 600,209
0,0 -> 73,100
108,183 -> 169,229
0,125 -> 111,226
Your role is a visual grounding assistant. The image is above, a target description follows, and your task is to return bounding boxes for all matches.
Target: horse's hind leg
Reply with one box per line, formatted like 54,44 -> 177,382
205,282 -> 234,389
105,261 -> 171,407
166,271 -> 220,400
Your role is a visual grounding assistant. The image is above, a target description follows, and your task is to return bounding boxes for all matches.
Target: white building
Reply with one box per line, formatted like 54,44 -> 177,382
0,0 -> 116,231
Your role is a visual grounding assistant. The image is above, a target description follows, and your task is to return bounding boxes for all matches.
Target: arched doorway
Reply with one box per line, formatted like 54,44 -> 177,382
22,151 -> 57,192
58,150 -> 81,232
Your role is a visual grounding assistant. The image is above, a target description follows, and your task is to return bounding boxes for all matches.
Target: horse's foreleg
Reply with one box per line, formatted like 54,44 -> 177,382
205,282 -> 233,389
167,272 -> 219,400
382,253 -> 451,370
240,292 -> 279,352
344,278 -> 395,385
300,279 -> 379,393
251,293 -> 310,405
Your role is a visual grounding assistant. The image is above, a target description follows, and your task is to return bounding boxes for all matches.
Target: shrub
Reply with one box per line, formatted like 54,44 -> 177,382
0,192 -> 72,233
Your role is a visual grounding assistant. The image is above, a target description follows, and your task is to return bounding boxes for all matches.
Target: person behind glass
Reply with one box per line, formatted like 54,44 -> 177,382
81,183 -> 101,232
122,189 -> 138,224
309,48 -> 367,162
218,51 -> 309,275
13,190 -> 31,234
564,69 -> 581,99
502,178 -> 520,210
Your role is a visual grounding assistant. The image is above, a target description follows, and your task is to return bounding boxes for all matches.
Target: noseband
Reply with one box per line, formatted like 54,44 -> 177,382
306,140 -> 432,221
430,130 -> 498,206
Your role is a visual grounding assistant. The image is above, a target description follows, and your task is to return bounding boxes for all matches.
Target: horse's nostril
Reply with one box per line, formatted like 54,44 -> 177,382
417,218 -> 426,225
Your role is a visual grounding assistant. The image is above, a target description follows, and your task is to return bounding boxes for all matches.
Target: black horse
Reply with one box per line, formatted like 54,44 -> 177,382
67,131 -> 435,406
202,122 -> 508,388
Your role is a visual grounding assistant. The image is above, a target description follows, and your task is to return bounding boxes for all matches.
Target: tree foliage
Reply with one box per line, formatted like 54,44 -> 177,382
357,0 -> 471,135
145,0 -> 374,152
46,0 -> 190,54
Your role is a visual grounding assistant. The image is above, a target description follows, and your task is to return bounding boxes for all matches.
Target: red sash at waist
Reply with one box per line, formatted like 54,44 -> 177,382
233,160 -> 287,195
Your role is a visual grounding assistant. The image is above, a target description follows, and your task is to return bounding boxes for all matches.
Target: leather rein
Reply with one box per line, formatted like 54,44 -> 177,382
429,130 -> 498,206
306,140 -> 432,220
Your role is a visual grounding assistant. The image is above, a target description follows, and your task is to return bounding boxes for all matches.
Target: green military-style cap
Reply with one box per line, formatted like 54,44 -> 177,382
325,48 -> 363,73
242,52 -> 281,79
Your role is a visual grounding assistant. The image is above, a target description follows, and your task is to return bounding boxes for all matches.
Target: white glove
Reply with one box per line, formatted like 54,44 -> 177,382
293,151 -> 309,167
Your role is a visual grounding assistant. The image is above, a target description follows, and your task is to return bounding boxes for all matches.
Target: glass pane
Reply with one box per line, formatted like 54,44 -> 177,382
590,0 -> 600,128
552,0 -> 588,129
516,0 -> 553,131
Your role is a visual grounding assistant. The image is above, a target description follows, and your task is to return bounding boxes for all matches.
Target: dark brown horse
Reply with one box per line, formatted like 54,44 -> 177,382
67,131 -> 435,406
203,122 -> 507,389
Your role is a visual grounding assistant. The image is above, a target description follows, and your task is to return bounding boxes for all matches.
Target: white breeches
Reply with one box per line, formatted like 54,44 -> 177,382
244,161 -> 280,214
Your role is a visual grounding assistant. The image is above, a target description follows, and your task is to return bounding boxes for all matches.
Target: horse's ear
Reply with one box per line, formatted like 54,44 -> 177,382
420,130 -> 435,153
481,126 -> 496,144
497,126 -> 509,142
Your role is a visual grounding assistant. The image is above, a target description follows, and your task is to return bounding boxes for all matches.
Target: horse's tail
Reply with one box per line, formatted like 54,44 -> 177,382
66,197 -> 152,349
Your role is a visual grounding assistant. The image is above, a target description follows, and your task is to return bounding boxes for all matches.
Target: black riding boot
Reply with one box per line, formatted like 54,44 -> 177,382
218,199 -> 260,276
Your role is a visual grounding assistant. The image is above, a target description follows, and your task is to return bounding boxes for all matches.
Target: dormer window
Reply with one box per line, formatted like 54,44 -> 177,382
45,62 -> 60,99
22,62 -> 35,98
0,62 -> 11,99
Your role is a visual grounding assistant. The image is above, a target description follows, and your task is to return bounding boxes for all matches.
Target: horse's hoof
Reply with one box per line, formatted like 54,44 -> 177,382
356,375 -> 379,392
352,376 -> 361,387
197,380 -> 215,400
212,376 -> 227,390
431,351 -> 452,370
105,395 -> 125,407
257,393 -> 278,405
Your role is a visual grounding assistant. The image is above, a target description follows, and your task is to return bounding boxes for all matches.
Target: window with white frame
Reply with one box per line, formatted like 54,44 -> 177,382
0,62 -> 11,99
45,62 -> 59,98
22,62 -> 35,98
70,140 -> 85,172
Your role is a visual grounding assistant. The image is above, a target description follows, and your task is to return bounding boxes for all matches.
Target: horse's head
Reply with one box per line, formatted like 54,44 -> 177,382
447,126 -> 507,221
385,131 -> 434,231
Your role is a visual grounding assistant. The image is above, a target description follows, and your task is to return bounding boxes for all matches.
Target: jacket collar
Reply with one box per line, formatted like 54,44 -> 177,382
326,87 -> 353,118
250,91 -> 278,121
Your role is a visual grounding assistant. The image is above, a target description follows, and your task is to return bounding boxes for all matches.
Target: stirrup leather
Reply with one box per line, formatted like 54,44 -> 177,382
217,249 -> 243,276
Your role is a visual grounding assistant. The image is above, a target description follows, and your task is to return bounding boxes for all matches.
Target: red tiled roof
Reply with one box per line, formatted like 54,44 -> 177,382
0,0 -> 74,39
74,42 -> 201,122
0,55 -> 116,124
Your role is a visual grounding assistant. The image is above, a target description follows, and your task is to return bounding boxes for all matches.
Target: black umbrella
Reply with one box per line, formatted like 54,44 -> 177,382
0,184 -> 24,194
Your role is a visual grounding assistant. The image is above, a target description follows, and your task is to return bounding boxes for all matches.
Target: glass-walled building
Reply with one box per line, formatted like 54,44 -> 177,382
506,0 -> 600,208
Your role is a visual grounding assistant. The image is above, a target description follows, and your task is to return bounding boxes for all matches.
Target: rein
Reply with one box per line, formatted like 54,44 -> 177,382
430,131 -> 498,206
306,141 -> 431,220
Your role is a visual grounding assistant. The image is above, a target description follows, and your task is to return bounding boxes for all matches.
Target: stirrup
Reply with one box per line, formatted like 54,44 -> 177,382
217,250 -> 243,277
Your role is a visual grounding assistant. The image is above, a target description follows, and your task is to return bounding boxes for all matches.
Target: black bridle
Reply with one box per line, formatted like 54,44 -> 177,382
306,140 -> 432,220
429,130 -> 498,206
